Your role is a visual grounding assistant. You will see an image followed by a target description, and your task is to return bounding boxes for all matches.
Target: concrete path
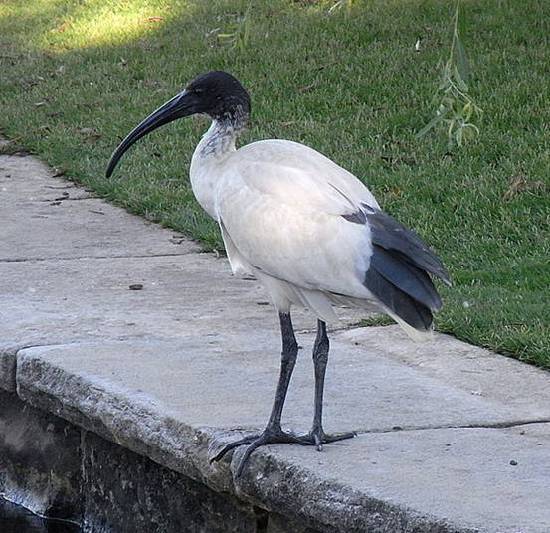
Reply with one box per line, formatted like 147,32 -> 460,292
1,144 -> 549,532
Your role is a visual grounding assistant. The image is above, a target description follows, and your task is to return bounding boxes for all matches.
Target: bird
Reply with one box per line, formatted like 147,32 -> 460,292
106,71 -> 451,477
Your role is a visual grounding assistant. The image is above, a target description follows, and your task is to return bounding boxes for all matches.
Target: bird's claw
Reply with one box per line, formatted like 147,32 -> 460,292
209,427 -> 356,477
296,429 -> 356,451
208,432 -> 261,464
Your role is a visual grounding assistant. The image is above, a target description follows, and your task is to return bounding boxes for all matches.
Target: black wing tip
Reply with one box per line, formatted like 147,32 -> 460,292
370,245 -> 445,312
366,208 -> 453,287
364,267 -> 435,331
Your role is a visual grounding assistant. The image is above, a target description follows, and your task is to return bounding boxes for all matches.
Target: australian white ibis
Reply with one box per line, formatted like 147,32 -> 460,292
106,71 -> 450,477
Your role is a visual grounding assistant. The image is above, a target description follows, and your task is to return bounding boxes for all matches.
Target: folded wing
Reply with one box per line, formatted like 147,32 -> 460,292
215,139 -> 449,333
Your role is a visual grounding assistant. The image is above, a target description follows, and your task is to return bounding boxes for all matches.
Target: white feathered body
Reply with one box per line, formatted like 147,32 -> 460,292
190,121 -> 385,324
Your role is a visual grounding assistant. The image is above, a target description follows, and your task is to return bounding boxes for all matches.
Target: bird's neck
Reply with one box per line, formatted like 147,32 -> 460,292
190,115 -> 246,221
195,114 -> 246,159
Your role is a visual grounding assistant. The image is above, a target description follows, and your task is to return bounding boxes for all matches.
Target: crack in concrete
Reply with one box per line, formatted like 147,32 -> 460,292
354,418 -> 550,435
13,342 -> 71,353
39,196 -> 96,202
0,252 -> 197,264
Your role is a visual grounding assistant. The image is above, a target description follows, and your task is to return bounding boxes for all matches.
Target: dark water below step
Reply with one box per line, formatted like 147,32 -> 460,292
0,498 -> 80,533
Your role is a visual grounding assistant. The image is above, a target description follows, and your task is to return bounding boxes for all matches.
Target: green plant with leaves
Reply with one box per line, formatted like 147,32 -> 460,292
217,2 -> 252,53
417,1 -> 482,148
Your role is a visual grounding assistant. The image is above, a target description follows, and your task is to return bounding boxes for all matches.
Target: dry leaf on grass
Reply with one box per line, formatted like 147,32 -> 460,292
503,175 -> 546,201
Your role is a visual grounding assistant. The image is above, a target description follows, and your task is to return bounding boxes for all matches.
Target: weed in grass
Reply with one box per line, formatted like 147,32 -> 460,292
417,0 -> 482,149
328,0 -> 357,15
217,1 -> 252,53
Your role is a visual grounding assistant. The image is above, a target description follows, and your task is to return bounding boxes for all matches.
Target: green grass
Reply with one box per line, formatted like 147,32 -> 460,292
0,0 -> 548,366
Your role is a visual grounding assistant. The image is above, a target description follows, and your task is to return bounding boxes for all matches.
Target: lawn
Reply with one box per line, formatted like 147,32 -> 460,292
0,0 -> 548,366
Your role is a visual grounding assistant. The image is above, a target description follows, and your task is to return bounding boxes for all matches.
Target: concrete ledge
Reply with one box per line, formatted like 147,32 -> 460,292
10,333 -> 550,532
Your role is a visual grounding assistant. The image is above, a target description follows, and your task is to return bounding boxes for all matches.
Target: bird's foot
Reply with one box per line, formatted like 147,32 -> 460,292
209,426 -> 356,477
209,427 -> 300,477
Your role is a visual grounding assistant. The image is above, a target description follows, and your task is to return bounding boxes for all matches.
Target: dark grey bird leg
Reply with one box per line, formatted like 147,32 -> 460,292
209,315 -> 354,477
266,311 -> 299,431
210,312 -> 301,476
311,319 -> 329,449
308,320 -> 355,450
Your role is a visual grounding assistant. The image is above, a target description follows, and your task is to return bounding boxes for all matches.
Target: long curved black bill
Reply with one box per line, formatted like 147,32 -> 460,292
106,90 -> 197,178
